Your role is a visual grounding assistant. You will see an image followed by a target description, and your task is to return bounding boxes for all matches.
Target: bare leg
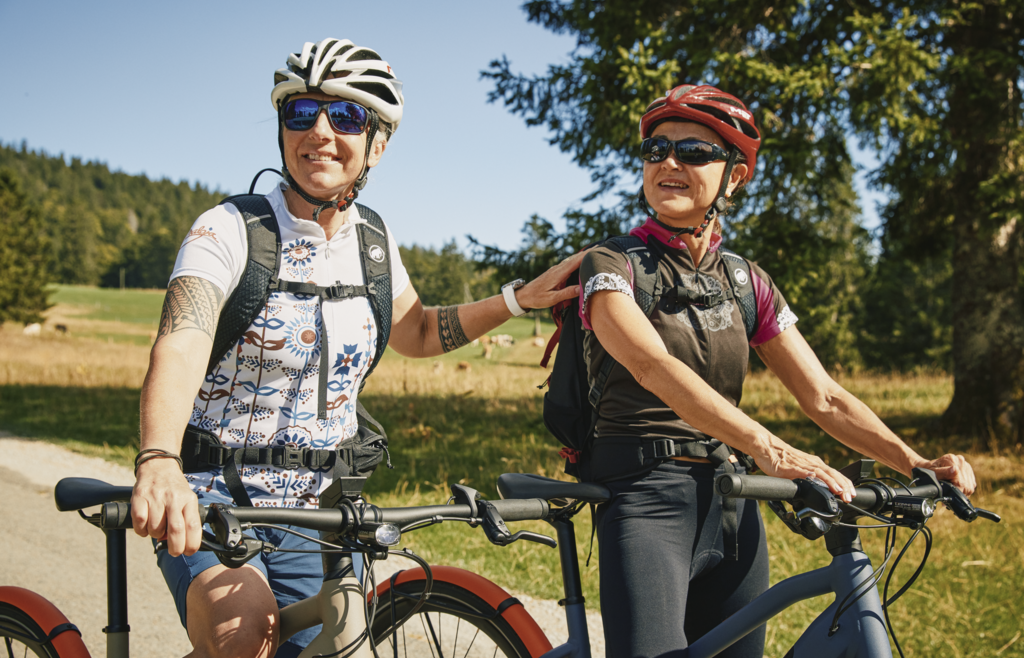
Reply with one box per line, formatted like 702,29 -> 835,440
184,564 -> 279,658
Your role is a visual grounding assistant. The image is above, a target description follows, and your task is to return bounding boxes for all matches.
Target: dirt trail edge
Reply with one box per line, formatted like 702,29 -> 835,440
0,436 -> 605,658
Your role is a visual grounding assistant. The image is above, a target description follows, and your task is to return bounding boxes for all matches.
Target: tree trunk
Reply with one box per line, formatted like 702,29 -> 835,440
939,2 -> 1024,449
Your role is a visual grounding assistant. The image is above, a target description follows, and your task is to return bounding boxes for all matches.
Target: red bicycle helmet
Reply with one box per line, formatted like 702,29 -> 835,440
639,84 -> 760,182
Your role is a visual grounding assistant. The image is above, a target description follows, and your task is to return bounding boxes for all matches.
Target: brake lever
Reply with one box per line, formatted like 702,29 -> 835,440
940,481 -> 1001,523
508,531 -> 557,548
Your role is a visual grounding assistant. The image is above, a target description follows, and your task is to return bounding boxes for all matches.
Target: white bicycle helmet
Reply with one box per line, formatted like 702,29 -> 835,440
272,38 -> 404,134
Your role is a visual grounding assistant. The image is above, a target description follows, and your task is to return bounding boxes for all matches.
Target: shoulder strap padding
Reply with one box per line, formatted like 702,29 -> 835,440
207,194 -> 281,375
604,235 -> 662,317
587,235 -> 663,414
355,203 -> 392,385
719,248 -> 758,342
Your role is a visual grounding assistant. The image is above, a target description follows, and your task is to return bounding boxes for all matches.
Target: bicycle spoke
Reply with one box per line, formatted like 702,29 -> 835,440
422,612 -> 442,658
459,627 -> 482,658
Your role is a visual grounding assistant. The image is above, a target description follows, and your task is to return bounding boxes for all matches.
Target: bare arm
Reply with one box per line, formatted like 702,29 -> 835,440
131,276 -> 224,556
388,252 -> 585,358
588,290 -> 855,500
756,326 -> 976,494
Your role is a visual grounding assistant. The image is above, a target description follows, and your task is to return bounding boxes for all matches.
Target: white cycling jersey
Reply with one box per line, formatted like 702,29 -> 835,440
171,183 -> 409,507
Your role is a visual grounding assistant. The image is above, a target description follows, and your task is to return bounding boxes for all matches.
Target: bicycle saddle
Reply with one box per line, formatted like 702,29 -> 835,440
54,477 -> 133,512
497,473 -> 610,505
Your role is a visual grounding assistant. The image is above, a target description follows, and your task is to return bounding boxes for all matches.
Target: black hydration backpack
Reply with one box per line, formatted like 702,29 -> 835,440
179,192 -> 394,506
540,234 -> 758,481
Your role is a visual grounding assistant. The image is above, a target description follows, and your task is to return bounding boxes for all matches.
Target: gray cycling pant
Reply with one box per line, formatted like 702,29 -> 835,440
596,460 -> 770,658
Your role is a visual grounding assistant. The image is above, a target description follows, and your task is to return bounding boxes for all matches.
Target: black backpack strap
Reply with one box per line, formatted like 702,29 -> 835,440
354,204 -> 393,388
719,248 -> 758,342
583,235 -> 664,449
207,194 -> 281,375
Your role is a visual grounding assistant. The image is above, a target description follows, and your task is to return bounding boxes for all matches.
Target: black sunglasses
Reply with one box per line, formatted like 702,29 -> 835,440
282,99 -> 368,135
640,137 -> 730,165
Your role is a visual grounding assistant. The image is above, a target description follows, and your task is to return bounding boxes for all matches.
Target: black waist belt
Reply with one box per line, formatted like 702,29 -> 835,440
589,436 -> 750,561
182,427 -> 356,507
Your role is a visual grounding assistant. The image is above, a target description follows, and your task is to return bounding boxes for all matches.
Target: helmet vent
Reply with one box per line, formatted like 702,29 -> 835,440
707,95 -> 743,108
671,85 -> 696,100
350,49 -> 382,62
350,81 -> 399,105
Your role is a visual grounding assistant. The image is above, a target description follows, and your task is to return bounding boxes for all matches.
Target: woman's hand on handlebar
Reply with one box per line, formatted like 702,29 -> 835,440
914,453 -> 976,496
131,459 -> 203,557
753,436 -> 855,503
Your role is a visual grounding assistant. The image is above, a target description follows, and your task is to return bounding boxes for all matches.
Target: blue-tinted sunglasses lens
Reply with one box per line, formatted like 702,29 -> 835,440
283,100 -> 367,134
284,99 -> 321,131
327,101 -> 367,134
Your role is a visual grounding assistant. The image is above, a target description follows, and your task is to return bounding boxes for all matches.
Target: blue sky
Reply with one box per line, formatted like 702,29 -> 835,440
0,1 -> 882,251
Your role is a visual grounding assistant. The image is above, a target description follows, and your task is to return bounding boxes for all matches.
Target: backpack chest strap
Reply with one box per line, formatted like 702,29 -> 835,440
270,278 -> 375,420
671,285 -> 736,309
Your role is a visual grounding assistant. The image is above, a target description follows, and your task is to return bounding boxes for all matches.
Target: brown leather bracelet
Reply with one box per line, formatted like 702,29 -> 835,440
134,449 -> 185,476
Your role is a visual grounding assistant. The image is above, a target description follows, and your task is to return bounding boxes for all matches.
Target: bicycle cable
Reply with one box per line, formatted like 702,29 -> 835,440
829,515 -> 899,634
882,525 -> 933,658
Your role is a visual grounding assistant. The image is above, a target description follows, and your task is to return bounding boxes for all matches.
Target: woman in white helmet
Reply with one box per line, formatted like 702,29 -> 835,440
130,38 -> 583,658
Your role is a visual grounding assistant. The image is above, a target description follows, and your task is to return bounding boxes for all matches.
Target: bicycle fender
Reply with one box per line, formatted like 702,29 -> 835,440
372,566 -> 553,658
0,586 -> 91,658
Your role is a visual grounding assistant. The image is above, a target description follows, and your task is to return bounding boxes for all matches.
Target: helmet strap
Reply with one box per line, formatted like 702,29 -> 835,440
354,110 -> 380,192
282,166 -> 358,223
637,187 -> 658,221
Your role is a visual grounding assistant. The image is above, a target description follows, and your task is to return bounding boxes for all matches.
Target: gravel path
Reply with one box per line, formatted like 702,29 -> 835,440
0,436 -> 605,657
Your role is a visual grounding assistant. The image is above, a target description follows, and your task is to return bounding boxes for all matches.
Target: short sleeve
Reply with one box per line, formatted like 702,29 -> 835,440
578,246 -> 636,329
385,223 -> 410,300
748,261 -> 799,347
170,205 -> 248,296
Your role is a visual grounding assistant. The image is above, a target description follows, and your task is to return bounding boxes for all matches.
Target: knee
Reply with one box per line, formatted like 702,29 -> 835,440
189,613 -> 278,658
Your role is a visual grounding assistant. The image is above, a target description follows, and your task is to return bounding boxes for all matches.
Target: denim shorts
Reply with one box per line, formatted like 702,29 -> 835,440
154,494 -> 362,658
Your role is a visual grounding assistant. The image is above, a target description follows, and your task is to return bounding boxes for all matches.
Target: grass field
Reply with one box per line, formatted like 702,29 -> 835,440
1,286 -> 1022,656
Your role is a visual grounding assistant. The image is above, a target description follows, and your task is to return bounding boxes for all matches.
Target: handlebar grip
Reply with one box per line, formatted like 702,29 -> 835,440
100,502 -> 209,531
489,498 -> 550,522
715,473 -> 799,501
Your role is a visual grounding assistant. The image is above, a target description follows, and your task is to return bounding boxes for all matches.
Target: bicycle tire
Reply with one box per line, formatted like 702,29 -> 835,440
369,566 -> 552,658
0,588 -> 88,658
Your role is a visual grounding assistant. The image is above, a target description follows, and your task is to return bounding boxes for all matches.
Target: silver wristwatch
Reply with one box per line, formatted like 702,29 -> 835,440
501,278 -> 528,317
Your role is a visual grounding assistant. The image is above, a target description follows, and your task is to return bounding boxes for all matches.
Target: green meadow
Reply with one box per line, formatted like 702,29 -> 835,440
1,285 -> 1021,657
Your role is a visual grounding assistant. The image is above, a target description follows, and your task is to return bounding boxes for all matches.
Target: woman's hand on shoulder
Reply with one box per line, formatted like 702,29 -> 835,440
753,435 -> 855,503
914,453 -> 976,496
516,251 -> 586,311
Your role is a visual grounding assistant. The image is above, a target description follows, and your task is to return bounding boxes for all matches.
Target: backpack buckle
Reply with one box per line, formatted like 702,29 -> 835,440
282,446 -> 304,469
652,439 -> 678,459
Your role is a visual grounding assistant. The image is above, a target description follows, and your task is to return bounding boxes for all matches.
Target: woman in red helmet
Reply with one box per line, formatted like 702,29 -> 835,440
579,84 -> 976,657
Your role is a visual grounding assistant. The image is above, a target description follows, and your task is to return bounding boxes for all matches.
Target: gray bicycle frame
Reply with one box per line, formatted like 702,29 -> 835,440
539,525 -> 893,658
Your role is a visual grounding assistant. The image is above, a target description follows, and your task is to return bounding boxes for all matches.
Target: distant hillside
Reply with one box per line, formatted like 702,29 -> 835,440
0,142 -> 224,288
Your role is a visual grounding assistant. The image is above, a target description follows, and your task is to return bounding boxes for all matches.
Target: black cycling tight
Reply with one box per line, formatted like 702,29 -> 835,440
596,460 -> 770,658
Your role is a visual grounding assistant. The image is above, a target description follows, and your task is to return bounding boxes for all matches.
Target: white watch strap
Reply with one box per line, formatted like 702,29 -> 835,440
502,284 -> 528,317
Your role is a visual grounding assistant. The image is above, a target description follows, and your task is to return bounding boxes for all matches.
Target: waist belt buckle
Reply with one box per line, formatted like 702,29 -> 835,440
283,446 -> 304,470
652,439 -> 676,460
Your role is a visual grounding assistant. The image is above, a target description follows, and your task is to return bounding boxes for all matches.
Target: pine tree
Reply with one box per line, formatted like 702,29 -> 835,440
0,168 -> 52,325
485,0 -> 1024,446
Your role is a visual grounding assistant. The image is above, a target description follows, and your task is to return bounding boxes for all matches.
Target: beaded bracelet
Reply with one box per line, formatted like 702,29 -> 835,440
134,448 -> 185,476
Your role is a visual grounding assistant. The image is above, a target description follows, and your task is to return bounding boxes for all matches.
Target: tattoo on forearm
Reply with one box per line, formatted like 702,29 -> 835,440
157,276 -> 224,341
437,305 -> 470,353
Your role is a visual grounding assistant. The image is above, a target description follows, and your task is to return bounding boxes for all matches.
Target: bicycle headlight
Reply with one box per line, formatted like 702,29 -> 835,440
358,523 -> 402,547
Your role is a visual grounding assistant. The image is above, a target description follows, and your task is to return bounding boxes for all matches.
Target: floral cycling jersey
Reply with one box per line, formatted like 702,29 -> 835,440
171,183 -> 409,507
579,218 -> 797,442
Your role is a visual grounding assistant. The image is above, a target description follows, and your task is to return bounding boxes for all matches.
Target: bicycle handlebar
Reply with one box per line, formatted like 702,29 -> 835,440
715,471 -> 1000,525
98,497 -> 550,533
